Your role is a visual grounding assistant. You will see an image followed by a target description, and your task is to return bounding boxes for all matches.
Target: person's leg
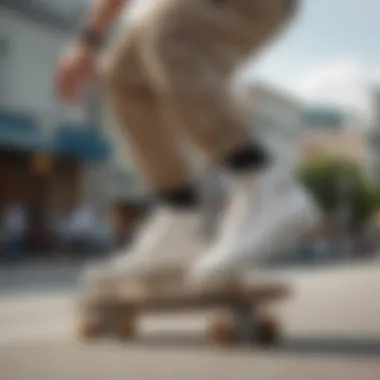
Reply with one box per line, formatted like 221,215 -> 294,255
84,25 -> 204,288
104,31 -> 192,193
137,0 -> 319,284
138,0 -> 297,164
186,0 -> 320,283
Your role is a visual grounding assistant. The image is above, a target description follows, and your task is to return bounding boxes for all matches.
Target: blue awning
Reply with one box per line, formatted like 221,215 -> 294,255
0,110 -> 111,162
54,123 -> 111,162
0,111 -> 53,152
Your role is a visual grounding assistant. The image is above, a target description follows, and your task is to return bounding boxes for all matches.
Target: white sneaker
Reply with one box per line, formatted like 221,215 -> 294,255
81,262 -> 114,298
190,166 -> 320,285
82,207 -> 202,290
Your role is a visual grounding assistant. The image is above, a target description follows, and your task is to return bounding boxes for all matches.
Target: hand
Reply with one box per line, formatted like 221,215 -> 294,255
55,41 -> 99,104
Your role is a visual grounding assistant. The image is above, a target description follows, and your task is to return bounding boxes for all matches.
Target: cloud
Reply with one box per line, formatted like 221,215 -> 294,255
242,58 -> 375,127
295,60 -> 369,102
287,59 -> 375,125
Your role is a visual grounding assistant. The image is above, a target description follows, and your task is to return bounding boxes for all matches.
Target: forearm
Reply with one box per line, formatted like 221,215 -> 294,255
84,0 -> 129,37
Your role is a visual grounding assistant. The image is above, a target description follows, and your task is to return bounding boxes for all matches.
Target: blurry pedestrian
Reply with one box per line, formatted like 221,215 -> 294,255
1,203 -> 28,262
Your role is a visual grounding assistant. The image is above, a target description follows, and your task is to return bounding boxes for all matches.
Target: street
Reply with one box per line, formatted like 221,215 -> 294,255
0,262 -> 379,380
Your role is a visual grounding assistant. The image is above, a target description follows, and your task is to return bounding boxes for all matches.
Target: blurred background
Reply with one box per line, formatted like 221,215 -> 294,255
0,0 -> 149,264
0,2 -> 380,379
0,0 -> 380,266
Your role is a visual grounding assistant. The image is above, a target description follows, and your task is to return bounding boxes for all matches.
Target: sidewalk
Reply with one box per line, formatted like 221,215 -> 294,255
1,255 -> 378,297
0,259 -> 86,296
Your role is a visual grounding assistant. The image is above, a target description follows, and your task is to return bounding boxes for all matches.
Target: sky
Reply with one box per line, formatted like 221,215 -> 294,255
125,0 -> 380,125
242,0 -> 380,124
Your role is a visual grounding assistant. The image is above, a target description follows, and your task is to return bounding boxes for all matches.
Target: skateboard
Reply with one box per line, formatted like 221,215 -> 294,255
76,279 -> 290,346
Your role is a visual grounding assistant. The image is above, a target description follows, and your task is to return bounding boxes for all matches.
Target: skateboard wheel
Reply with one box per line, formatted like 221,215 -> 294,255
113,309 -> 137,340
255,315 -> 281,345
77,317 -> 104,341
207,313 -> 237,346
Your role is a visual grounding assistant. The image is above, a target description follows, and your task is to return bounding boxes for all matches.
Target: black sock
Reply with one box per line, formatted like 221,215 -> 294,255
157,184 -> 200,210
223,143 -> 271,173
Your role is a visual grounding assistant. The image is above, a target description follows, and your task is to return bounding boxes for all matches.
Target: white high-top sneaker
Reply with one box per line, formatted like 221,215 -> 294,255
82,207 -> 202,292
190,166 -> 320,286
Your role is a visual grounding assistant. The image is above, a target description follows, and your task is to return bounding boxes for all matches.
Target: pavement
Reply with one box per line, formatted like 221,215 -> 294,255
0,262 -> 379,380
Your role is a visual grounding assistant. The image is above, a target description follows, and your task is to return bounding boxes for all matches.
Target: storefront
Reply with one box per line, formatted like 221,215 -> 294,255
0,109 -> 110,257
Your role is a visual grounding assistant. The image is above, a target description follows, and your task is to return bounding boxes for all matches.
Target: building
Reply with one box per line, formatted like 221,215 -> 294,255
371,87 -> 380,128
0,1 -> 88,112
368,87 -> 380,179
242,82 -> 304,169
0,2 -> 111,253
301,107 -> 372,173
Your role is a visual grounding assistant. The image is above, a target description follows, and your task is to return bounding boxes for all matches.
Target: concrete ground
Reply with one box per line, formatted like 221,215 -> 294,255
0,262 -> 379,380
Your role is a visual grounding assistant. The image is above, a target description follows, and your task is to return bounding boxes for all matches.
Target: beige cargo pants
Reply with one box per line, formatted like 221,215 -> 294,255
104,0 -> 297,192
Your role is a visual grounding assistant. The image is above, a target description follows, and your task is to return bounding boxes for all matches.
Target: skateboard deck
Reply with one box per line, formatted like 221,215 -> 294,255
77,280 -> 291,346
